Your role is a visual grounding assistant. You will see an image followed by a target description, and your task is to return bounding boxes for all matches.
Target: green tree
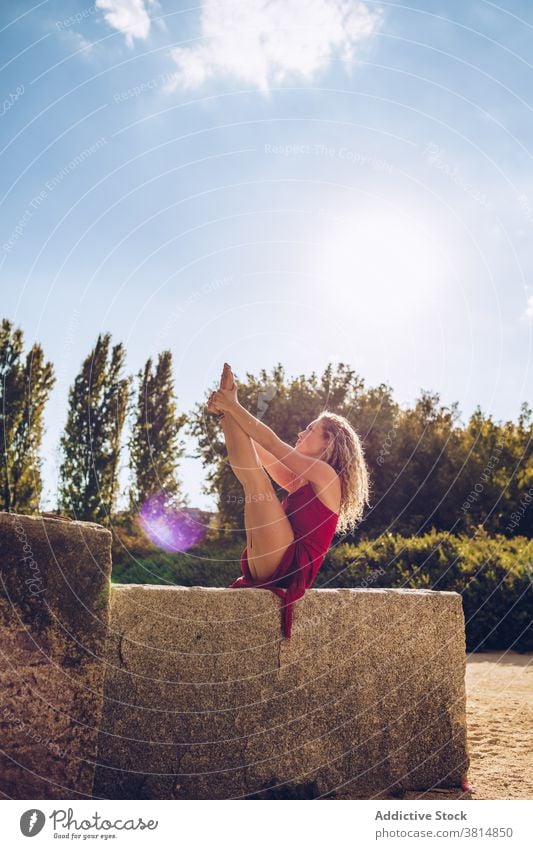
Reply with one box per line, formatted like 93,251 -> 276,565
128,350 -> 188,512
381,390 -> 461,536
58,333 -> 130,524
453,403 -> 533,536
0,318 -> 55,513
190,361 -> 533,541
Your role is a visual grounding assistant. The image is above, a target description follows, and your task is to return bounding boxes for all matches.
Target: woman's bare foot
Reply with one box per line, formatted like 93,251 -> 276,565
461,776 -> 474,793
207,363 -> 238,417
220,362 -> 237,393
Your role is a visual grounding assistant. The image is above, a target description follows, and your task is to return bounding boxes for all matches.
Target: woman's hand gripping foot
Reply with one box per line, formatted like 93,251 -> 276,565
207,362 -> 238,418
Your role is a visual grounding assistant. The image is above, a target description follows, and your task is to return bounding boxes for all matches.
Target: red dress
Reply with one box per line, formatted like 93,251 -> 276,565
228,482 -> 339,639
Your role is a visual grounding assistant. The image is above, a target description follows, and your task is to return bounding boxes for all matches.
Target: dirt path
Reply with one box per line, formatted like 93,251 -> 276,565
465,651 -> 533,800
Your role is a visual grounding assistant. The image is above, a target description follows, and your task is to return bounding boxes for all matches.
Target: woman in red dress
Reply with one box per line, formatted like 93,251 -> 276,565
208,363 -> 371,639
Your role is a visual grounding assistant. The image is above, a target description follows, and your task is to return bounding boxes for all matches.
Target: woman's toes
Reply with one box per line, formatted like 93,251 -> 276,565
220,363 -> 234,390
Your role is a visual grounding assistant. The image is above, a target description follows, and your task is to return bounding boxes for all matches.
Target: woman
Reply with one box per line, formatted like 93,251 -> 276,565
208,363 -> 371,639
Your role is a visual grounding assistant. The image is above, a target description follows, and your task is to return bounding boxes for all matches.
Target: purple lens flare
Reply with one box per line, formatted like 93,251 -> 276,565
138,491 -> 205,552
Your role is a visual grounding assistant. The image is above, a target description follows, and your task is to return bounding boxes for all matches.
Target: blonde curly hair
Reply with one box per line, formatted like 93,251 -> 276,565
316,411 -> 371,535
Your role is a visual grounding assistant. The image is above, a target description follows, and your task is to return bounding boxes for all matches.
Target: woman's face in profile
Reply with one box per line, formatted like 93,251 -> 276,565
295,420 -> 329,458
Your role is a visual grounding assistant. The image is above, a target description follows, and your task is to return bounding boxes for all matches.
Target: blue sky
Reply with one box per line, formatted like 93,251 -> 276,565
1,0 -> 532,511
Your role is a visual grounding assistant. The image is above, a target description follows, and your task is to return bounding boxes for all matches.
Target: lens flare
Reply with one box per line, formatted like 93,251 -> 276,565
138,492 -> 205,552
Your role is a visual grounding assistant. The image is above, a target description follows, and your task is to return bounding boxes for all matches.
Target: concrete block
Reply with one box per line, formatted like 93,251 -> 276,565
93,584 -> 468,799
0,512 -> 112,799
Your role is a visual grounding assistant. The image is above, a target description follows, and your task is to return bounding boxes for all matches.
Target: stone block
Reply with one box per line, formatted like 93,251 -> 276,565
93,585 -> 468,799
0,512 -> 112,799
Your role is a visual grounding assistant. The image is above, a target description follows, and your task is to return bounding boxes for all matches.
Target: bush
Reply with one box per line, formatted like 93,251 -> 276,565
111,520 -> 246,588
319,528 -> 533,652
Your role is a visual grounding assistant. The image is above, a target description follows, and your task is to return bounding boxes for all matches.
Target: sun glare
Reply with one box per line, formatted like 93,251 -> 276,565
316,206 -> 452,318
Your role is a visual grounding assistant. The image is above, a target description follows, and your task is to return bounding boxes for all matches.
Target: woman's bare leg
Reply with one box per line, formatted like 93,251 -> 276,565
216,365 -> 295,582
221,413 -> 295,581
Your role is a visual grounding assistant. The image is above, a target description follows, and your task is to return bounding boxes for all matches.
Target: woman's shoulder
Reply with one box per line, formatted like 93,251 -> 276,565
285,470 -> 341,514
284,478 -> 310,496
309,473 -> 341,515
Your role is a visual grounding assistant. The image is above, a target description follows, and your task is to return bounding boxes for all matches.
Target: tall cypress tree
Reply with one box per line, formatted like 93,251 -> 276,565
128,350 -> 187,512
58,333 -> 130,524
0,318 -> 55,513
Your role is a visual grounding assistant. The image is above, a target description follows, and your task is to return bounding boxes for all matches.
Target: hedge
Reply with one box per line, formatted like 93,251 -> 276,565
319,528 -> 532,652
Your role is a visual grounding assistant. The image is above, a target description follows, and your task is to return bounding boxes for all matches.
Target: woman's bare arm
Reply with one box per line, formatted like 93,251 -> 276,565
252,440 -> 298,491
220,399 -> 337,489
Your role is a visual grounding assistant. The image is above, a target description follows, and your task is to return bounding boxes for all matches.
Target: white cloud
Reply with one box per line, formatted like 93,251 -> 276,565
526,294 -> 533,319
167,0 -> 382,92
96,0 -> 158,47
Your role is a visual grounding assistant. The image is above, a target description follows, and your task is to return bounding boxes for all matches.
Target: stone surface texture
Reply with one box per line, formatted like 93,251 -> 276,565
0,511 -> 112,799
93,584 -> 469,800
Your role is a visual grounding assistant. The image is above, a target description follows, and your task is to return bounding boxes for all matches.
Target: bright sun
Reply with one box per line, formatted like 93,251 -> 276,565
316,205 -> 452,318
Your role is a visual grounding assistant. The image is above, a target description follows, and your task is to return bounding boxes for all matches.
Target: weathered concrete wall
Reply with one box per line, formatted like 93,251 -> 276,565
0,512 -> 112,799
93,585 -> 469,800
0,513 -> 470,801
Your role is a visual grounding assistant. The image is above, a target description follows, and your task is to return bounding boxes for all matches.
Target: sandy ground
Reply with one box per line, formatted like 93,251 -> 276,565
464,651 -> 533,800
387,651 -> 532,802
